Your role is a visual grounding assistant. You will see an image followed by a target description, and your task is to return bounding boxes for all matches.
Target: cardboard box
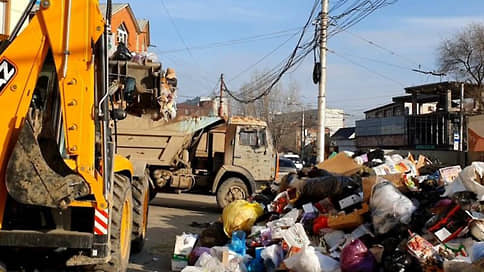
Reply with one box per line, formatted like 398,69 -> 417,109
327,203 -> 369,230
317,153 -> 362,176
171,255 -> 188,272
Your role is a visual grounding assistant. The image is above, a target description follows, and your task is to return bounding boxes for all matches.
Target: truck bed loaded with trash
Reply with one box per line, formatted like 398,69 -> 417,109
170,150 -> 484,272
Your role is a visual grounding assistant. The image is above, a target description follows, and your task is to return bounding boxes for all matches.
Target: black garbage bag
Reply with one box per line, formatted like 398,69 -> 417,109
296,174 -> 362,211
199,221 -> 229,248
112,42 -> 132,61
383,249 -> 423,272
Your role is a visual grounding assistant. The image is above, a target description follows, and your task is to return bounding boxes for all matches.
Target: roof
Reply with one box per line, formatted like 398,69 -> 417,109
229,116 -> 267,127
99,3 -> 129,16
404,81 -> 478,100
99,3 -> 142,33
137,19 -> 149,30
364,102 -> 397,114
331,127 -> 355,140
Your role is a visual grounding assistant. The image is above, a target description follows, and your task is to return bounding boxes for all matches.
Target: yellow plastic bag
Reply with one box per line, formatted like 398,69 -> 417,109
222,200 -> 264,237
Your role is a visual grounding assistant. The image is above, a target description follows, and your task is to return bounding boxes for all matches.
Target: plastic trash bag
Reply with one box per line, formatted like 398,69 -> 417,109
222,200 -> 264,237
471,242 -> 484,263
189,247 -> 211,265
459,162 -> 484,201
194,252 -> 225,272
370,181 -> 417,234
317,253 -> 340,272
340,239 -> 377,272
442,176 -> 467,198
229,231 -> 246,256
261,245 -> 284,271
283,246 -> 322,272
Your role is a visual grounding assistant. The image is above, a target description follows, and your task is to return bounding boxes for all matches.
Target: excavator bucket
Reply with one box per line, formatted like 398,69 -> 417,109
5,121 -> 90,209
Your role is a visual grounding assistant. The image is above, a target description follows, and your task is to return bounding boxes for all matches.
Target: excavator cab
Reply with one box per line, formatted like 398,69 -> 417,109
0,1 -> 149,270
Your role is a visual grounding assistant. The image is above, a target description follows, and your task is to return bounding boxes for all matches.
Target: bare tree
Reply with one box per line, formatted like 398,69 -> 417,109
439,23 -> 484,108
228,71 -> 302,150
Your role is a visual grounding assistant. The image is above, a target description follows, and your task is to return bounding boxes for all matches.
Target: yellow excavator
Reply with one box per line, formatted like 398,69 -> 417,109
0,0 -> 149,270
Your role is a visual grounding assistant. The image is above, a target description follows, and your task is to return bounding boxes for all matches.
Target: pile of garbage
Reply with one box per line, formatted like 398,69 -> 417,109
172,151 -> 484,272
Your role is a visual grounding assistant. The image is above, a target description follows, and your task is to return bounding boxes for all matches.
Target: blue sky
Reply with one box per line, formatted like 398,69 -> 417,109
125,0 -> 484,125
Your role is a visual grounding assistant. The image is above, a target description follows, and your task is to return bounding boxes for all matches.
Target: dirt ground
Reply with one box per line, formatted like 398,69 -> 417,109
128,193 -> 220,272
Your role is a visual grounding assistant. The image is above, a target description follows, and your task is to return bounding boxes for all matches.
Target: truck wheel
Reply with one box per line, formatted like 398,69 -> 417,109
149,187 -> 158,201
131,176 -> 149,254
216,178 -> 249,208
94,174 -> 133,272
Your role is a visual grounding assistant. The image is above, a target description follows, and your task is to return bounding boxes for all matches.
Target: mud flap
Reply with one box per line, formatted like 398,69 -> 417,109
5,121 -> 89,209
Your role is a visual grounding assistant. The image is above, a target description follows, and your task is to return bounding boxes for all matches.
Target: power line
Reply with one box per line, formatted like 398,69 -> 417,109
160,0 -> 194,58
228,30 -> 301,82
224,0 -> 321,104
327,48 -> 405,87
157,28 -> 301,54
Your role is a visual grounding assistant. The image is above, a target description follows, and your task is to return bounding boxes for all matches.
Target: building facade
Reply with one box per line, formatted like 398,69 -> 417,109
99,4 -> 150,54
356,82 -> 479,150
0,0 -> 30,38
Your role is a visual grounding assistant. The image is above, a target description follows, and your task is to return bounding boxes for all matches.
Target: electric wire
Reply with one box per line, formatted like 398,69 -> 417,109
158,28 -> 302,54
160,0 -> 194,58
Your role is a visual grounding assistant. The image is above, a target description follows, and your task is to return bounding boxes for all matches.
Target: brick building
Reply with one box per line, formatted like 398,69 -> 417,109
100,3 -> 150,54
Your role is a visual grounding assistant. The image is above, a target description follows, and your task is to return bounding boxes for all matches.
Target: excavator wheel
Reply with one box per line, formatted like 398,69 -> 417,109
94,174 -> 133,272
131,176 -> 150,254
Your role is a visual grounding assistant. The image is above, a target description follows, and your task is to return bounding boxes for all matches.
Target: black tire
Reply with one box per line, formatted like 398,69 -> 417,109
131,176 -> 149,254
216,177 -> 249,209
149,187 -> 158,202
94,174 -> 133,272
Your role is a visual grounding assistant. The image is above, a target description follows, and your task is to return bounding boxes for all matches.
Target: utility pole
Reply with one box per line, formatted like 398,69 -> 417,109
301,106 -> 305,160
317,0 -> 328,163
460,83 -> 464,151
219,74 -> 224,117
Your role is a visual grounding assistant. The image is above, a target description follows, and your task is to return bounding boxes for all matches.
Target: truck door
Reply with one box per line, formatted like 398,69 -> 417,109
233,126 -> 275,181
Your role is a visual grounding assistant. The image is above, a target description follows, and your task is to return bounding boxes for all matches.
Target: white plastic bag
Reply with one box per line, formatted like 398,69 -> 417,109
284,246 -> 321,272
442,176 -> 467,198
370,181 -> 417,234
460,162 -> 484,201
194,252 -> 225,272
261,244 -> 284,270
284,246 -> 340,272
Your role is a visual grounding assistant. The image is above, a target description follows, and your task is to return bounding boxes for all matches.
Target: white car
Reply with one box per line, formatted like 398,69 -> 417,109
282,154 -> 303,170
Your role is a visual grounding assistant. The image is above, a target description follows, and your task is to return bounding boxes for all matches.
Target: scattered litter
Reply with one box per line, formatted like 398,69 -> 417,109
172,151 -> 484,272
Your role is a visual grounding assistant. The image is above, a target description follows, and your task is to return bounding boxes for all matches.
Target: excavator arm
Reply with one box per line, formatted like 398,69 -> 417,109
0,0 -> 107,222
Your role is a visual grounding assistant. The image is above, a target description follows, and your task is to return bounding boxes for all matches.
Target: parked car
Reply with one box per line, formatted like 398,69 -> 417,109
278,157 -> 298,180
282,153 -> 303,170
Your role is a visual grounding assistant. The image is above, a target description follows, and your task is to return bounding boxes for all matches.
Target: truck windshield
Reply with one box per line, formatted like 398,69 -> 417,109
240,128 -> 266,147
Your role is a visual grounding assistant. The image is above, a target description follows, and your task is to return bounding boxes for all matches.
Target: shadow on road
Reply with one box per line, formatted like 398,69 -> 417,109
149,193 -> 221,214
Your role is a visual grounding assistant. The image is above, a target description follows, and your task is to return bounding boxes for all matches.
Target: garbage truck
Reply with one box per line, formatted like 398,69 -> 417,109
0,1 -> 150,271
116,115 -> 278,208
108,56 -> 278,208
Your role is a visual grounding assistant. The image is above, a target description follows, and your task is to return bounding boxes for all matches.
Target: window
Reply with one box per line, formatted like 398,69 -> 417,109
0,0 -> 8,36
117,23 -> 128,45
239,128 -> 266,147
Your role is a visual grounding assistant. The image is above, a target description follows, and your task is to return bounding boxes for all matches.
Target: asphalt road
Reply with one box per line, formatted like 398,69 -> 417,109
128,193 -> 221,272
0,193 -> 220,272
